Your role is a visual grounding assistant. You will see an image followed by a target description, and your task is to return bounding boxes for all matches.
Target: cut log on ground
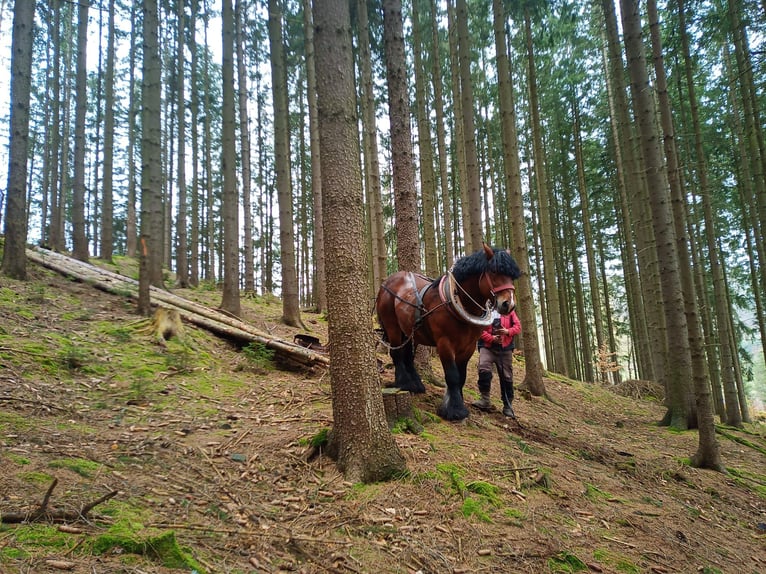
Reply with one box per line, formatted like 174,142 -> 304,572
26,247 -> 329,371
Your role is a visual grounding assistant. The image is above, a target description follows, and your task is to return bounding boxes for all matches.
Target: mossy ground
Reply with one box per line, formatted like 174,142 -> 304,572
0,256 -> 764,573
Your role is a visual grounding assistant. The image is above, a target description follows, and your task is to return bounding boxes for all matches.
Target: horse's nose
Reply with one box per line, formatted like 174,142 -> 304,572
498,299 -> 514,315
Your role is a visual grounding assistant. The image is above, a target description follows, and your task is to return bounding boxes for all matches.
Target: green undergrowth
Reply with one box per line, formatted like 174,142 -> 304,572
91,500 -> 204,571
591,549 -> 640,573
435,463 -> 505,522
548,550 -> 588,572
726,467 -> 766,497
0,500 -> 205,572
716,426 -> 766,456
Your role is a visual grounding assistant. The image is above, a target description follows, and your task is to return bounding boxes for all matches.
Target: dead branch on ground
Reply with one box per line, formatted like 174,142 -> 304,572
0,478 -> 118,524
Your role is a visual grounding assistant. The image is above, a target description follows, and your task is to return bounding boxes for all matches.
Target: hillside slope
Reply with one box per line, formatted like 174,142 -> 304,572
0,259 -> 764,574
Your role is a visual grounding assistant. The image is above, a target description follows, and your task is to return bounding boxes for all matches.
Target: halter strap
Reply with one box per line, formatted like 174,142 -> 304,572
480,271 -> 515,295
439,273 -> 494,326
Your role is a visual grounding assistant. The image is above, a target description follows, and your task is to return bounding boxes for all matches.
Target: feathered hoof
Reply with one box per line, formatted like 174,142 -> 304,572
437,403 -> 469,421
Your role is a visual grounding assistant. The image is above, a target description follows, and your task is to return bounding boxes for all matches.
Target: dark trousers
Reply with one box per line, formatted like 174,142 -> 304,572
477,346 -> 514,407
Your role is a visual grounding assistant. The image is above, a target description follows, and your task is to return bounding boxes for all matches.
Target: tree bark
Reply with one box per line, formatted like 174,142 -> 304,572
269,0 -> 303,327
491,0 -> 545,396
71,0 -> 89,262
313,0 -> 406,483
1,0 -> 35,280
382,0 -> 421,273
220,0 -> 242,317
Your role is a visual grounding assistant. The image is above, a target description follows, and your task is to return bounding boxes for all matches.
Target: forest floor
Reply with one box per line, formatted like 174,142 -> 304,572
0,255 -> 765,574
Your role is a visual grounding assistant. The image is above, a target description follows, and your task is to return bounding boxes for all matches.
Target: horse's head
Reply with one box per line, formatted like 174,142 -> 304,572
480,243 -> 520,316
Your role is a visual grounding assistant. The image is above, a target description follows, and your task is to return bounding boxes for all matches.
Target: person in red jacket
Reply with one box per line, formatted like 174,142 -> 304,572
472,308 -> 521,417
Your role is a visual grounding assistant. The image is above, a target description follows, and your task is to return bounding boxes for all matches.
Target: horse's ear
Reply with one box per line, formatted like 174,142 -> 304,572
482,242 -> 494,259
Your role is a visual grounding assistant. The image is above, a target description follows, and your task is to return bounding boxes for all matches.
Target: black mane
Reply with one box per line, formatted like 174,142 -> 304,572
451,246 -> 521,283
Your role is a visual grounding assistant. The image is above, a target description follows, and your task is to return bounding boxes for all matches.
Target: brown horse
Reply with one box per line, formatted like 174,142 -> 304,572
376,244 -> 521,421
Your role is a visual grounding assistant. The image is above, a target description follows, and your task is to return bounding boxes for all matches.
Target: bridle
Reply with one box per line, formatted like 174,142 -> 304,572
480,271 -> 516,311
441,271 -> 516,327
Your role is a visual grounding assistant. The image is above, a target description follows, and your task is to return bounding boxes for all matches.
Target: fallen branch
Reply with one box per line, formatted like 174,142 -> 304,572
0,478 -> 118,524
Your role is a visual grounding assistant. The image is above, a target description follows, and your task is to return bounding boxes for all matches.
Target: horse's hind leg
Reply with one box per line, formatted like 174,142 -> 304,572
391,343 -> 426,394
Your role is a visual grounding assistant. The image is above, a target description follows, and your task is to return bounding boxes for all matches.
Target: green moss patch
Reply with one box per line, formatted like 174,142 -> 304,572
93,530 -> 203,571
48,458 -> 103,478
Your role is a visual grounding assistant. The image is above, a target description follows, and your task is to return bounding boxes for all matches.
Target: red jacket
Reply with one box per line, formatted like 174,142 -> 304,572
478,310 -> 521,351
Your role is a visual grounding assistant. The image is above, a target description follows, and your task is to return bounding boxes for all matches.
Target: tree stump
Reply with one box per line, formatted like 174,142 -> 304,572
382,388 -> 422,432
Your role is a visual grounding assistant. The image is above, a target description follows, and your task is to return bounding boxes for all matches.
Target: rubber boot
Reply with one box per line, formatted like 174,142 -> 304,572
500,378 -> 515,418
472,390 -> 493,411
472,371 -> 493,411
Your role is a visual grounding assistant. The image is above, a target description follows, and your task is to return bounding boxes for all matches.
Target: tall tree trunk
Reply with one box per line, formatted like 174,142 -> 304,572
47,0 -> 62,252
303,0 -> 326,313
620,0 -> 695,430
600,0 -> 658,383
71,0 -> 89,262
220,0 -> 241,317
140,0 -> 165,314
189,0 -> 200,286
356,0 -> 387,292
382,0 -> 420,272
455,0 -> 483,252
176,0 -> 189,287
573,95 -> 605,381
491,0 -> 545,396
678,0 -> 742,426
413,0 -> 438,277
100,0 -> 115,262
524,7 -> 566,375
313,0 -> 407,484
236,0 -> 253,292
429,0 -> 453,269
447,0 -> 469,254
1,0 -> 35,280
126,2 -> 138,258
203,7 -> 216,284
269,0 -> 302,327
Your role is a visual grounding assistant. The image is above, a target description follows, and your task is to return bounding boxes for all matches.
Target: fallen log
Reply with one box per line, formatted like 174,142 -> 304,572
26,247 -> 329,370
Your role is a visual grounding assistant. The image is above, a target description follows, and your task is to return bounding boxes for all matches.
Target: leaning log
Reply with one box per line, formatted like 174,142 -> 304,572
26,247 -> 329,370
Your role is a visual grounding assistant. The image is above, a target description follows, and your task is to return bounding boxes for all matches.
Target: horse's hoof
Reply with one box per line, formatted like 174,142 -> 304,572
436,406 -> 469,421
395,382 -> 426,394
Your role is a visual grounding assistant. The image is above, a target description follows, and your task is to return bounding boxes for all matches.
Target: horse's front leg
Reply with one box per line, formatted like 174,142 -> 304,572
436,355 -> 469,421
